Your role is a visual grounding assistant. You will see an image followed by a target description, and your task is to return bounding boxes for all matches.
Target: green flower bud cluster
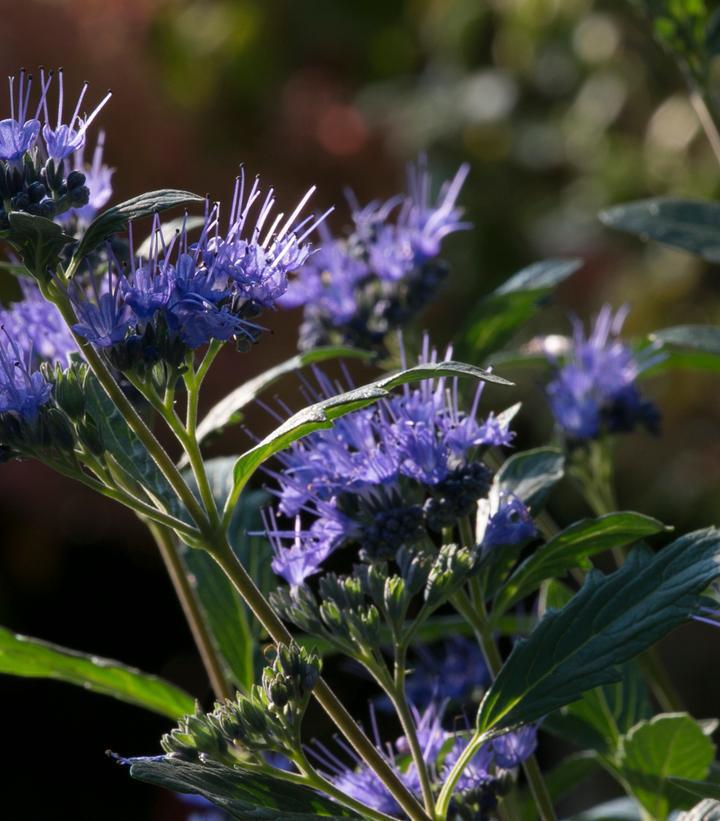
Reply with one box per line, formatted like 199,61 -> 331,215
162,643 -> 321,765
271,544 -> 479,658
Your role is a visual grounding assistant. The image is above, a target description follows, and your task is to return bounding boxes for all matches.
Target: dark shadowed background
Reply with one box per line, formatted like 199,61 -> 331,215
2,0 -> 720,818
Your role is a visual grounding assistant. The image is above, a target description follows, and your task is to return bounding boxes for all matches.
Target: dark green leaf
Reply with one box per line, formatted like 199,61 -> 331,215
128,756 -> 360,819
671,779 -> 720,801
599,199 -> 720,261
228,360 -> 512,507
476,529 -> 720,734
74,189 -> 203,260
193,346 -> 374,450
0,626 -> 193,719
495,447 -> 565,511
463,259 -> 582,360
493,512 -> 667,615
6,211 -> 74,279
617,714 -> 715,820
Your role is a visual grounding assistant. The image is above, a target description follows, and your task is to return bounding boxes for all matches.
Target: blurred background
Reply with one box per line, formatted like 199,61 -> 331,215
2,0 -> 720,817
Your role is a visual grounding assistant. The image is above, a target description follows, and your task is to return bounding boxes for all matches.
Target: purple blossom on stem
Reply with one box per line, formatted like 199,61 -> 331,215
0,330 -> 52,420
40,68 -> 111,161
0,70 -> 43,162
545,305 -> 662,441
71,266 -> 132,348
480,490 -> 536,549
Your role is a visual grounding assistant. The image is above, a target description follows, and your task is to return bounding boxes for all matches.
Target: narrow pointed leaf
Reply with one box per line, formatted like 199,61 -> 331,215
463,258 -> 582,359
127,757 -> 360,818
74,189 -> 203,259
493,512 -> 667,615
192,346 -> 374,451
228,360 -> 512,506
0,626 -> 194,719
599,199 -> 720,261
476,529 -> 720,734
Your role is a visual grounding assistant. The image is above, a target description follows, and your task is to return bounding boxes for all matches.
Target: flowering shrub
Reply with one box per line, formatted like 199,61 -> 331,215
4,4 -> 720,820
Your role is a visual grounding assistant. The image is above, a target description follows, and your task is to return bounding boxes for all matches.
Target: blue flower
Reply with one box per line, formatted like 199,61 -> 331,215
0,330 -> 53,420
492,725 -> 537,770
479,489 -> 537,549
265,337 -> 514,578
279,157 -> 470,350
0,280 -> 77,367
40,69 -> 111,161
546,305 -> 662,441
0,71 -> 42,161
403,638 -> 490,708
71,268 -> 132,349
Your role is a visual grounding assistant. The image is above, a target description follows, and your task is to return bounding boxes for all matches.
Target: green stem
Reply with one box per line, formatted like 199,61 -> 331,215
209,537 -> 431,821
147,522 -> 232,701
391,648 -> 437,817
435,732 -> 486,818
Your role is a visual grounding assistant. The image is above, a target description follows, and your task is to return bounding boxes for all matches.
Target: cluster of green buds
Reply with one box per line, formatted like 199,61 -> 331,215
271,543 -> 479,662
162,643 -> 321,765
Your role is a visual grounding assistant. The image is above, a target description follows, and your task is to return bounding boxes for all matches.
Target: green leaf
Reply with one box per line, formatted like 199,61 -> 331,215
193,346 -> 374,450
6,211 -> 74,279
476,529 -> 720,734
227,360 -> 512,509
495,446 -> 565,511
617,714 -> 715,820
128,756 -> 361,819
493,512 -> 667,615
671,779 -> 720,801
0,625 -> 193,719
651,325 -> 720,356
463,258 -> 582,359
74,189 -> 203,260
599,199 -> 720,261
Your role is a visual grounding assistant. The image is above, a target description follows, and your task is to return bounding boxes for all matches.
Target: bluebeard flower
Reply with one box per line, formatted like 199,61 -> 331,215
71,268 -> 132,349
0,330 -> 53,420
480,490 -> 537,549
0,71 -> 42,162
492,725 -> 537,770
0,69 -> 108,226
40,68 -> 111,161
279,157 -> 470,351
264,337 -> 514,579
403,637 -> 490,708
0,280 -> 77,366
545,305 -> 662,441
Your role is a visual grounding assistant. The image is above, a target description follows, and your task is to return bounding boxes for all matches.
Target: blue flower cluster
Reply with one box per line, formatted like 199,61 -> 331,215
311,701 -> 537,818
0,69 -> 111,226
545,305 -> 662,441
265,339 -> 535,587
278,157 -> 470,350
69,173 -> 327,368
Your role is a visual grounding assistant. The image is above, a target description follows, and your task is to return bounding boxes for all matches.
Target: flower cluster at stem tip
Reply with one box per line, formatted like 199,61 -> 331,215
545,304 -> 662,442
264,336 -> 536,588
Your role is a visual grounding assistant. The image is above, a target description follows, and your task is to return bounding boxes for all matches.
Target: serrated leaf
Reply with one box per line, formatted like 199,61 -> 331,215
226,360 -> 512,511
493,512 -> 666,616
495,447 -> 565,511
6,211 -> 74,279
463,258 -> 582,359
192,346 -> 374,452
600,199 -> 720,261
127,756 -> 360,818
476,529 -> 720,734
0,626 -> 193,718
617,714 -> 715,820
74,189 -> 203,260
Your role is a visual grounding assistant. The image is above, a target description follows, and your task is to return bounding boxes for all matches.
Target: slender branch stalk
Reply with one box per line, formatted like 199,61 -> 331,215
148,522 -> 232,701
